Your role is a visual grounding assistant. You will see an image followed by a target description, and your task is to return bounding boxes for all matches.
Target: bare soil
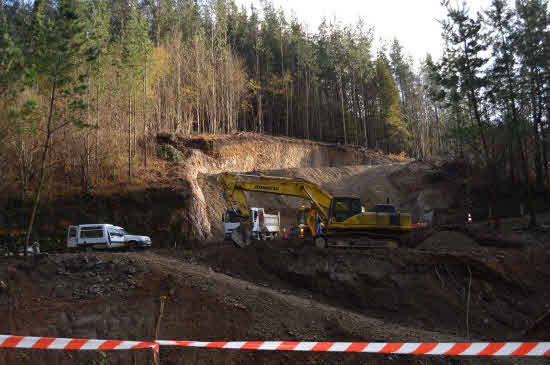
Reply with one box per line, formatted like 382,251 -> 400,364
1,248 -> 548,365
417,231 -> 479,250
168,240 -> 550,339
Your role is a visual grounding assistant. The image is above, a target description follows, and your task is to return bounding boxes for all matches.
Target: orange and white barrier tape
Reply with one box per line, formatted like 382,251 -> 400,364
2,335 -> 550,357
155,341 -> 550,356
0,335 -> 158,352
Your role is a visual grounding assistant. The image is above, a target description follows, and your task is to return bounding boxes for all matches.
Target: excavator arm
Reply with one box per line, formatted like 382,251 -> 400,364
222,172 -> 332,220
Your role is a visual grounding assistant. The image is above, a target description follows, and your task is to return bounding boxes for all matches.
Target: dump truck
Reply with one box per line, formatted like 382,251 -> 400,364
223,207 -> 280,242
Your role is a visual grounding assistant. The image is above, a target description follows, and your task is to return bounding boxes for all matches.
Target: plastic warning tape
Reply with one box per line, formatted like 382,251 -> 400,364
0,335 -> 158,352
2,335 -> 550,356
156,341 -> 550,356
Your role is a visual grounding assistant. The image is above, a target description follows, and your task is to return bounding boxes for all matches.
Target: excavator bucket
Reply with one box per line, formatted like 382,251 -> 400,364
231,220 -> 251,248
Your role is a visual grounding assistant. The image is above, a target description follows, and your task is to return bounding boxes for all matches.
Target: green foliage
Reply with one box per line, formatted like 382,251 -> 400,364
85,351 -> 109,365
0,12 -> 24,99
26,0 -> 99,129
374,58 -> 409,152
156,144 -> 184,163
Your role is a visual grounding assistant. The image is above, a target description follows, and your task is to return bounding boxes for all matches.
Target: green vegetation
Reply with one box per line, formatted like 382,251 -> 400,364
156,144 -> 183,163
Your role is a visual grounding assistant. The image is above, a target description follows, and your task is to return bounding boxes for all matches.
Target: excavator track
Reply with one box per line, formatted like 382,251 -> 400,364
315,231 -> 403,249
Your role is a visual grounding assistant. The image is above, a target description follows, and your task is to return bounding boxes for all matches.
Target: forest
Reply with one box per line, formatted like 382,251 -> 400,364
1,0 -> 550,221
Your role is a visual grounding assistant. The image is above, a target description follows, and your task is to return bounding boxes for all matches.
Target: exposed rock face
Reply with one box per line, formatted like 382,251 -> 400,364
175,138 -> 403,240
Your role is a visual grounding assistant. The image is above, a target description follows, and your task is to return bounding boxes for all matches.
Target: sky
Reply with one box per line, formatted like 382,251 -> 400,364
233,0 -> 497,62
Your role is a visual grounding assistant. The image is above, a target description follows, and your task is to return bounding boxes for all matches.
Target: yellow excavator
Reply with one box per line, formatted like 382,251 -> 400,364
221,172 -> 412,248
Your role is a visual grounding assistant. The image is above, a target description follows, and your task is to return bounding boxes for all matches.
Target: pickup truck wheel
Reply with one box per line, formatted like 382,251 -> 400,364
128,241 -> 137,251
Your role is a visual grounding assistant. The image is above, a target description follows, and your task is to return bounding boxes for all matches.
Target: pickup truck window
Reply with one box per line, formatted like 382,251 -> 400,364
80,229 -> 103,238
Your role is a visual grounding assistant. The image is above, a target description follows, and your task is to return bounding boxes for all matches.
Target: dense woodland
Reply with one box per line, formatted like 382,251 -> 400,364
1,0 -> 550,237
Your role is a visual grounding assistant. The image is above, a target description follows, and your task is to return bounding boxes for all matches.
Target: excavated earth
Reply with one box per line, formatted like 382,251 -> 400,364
164,240 -> 550,341
1,248 -> 549,365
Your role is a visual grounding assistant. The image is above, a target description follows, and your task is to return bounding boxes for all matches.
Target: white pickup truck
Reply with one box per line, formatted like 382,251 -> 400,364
223,207 -> 280,240
67,224 -> 152,250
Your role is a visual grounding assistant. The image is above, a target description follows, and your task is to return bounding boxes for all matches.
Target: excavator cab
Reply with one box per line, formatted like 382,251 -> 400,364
329,197 -> 363,223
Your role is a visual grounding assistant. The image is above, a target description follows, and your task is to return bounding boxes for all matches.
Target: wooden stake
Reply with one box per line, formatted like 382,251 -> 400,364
153,296 -> 167,365
466,266 -> 472,340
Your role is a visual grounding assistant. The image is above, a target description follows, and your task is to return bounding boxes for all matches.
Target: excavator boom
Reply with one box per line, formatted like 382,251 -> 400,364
222,173 -> 332,220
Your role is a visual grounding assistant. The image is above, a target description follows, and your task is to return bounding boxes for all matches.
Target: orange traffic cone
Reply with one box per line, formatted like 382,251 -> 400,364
467,213 -> 472,224
283,228 -> 288,239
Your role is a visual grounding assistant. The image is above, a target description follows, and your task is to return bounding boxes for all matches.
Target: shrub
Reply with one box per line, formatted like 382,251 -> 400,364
156,144 -> 183,163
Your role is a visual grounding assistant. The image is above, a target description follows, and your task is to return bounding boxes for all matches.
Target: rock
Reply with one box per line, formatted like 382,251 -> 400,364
56,312 -> 71,332
72,328 -> 97,339
72,314 -> 102,329
88,284 -> 104,296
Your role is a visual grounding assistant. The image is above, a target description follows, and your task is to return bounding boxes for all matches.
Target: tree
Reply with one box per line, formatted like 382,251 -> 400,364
514,0 -> 550,194
374,58 -> 407,153
121,0 -> 152,182
0,10 -> 24,145
23,0 -> 97,255
485,0 -> 538,225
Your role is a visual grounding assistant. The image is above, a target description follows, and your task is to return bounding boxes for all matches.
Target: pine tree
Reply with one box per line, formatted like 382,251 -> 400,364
23,0 -> 98,255
374,58 -> 407,153
515,0 -> 550,194
121,1 -> 152,182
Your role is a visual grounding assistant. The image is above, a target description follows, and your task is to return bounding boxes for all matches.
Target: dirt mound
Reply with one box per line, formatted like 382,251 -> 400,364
417,231 -> 479,250
1,251 -> 503,365
179,241 -> 550,341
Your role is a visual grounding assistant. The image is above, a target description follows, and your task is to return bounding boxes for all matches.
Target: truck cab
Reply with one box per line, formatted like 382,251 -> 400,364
222,208 -> 242,240
222,207 -> 280,241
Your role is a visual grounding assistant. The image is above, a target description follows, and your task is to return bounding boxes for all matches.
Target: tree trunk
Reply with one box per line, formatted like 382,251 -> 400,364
96,83 -> 100,182
339,74 -> 347,145
144,55 -> 148,168
128,94 -> 132,183
305,69 -> 309,139
25,81 -> 56,256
